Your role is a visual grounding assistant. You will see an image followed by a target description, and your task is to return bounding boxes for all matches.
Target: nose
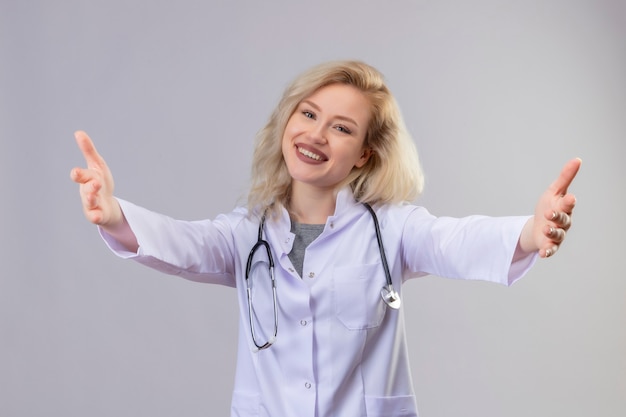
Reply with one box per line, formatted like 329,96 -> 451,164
307,121 -> 327,144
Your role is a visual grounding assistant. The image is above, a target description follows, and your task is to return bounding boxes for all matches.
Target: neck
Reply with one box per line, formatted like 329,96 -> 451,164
288,182 -> 337,224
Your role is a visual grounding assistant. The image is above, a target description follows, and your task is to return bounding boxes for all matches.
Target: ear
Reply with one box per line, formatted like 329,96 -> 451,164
355,148 -> 372,168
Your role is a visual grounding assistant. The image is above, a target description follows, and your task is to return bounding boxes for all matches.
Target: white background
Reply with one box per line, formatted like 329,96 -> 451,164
1,0 -> 624,416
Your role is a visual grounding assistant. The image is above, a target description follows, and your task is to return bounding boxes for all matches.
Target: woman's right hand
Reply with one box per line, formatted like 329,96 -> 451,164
71,131 -> 138,252
70,131 -> 122,227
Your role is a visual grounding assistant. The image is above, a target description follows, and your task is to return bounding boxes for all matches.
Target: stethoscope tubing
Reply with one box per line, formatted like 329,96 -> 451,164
246,203 -> 402,350
363,203 -> 393,289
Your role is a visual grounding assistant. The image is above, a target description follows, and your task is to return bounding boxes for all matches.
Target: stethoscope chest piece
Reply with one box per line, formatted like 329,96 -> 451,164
381,285 -> 401,310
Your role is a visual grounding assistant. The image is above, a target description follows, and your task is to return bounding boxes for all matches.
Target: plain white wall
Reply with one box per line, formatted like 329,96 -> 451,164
1,0 -> 624,416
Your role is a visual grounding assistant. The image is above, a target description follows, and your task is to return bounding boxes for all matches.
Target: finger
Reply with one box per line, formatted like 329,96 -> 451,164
557,193 -> 577,215
546,210 -> 572,230
81,181 -> 103,210
542,244 -> 559,258
84,188 -> 98,209
74,131 -> 106,169
548,158 -> 582,196
70,166 -> 98,184
86,209 -> 105,225
544,224 -> 566,243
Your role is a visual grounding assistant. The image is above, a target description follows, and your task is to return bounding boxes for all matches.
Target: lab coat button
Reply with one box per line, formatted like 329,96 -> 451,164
300,320 -> 307,326
330,222 -> 334,229
304,382 -> 312,389
288,268 -> 295,273
308,272 -> 315,279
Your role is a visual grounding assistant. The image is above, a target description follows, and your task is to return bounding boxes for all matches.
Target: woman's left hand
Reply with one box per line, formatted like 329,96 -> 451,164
519,158 -> 581,258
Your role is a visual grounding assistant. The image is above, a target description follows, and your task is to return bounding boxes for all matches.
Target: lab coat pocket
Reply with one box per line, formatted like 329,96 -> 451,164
333,263 -> 386,330
365,394 -> 418,417
231,390 -> 260,416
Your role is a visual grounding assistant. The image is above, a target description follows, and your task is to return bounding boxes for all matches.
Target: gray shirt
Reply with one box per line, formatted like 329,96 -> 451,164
288,221 -> 325,277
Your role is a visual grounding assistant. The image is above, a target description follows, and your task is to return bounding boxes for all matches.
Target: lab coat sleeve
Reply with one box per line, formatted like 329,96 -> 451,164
401,207 -> 537,285
99,198 -> 237,287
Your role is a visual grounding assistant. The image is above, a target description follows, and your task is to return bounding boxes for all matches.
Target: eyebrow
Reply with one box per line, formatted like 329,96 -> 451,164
300,99 -> 360,128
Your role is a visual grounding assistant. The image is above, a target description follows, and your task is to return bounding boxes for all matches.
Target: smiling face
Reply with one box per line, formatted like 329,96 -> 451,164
281,83 -> 372,195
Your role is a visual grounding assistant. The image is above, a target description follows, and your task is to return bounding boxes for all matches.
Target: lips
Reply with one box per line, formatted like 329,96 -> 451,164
296,144 -> 328,163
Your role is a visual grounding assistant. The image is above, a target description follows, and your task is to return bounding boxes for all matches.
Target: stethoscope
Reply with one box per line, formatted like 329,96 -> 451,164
245,203 -> 400,351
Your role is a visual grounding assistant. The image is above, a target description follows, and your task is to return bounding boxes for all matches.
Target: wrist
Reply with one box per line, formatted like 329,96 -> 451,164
518,217 -> 539,254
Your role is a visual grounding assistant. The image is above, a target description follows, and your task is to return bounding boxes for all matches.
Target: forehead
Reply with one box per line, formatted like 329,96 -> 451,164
301,84 -> 371,124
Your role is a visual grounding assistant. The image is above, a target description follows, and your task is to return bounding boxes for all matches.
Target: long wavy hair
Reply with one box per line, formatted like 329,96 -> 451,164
248,60 -> 424,216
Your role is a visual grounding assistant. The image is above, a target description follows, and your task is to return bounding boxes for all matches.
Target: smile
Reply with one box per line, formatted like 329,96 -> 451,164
298,146 -> 324,161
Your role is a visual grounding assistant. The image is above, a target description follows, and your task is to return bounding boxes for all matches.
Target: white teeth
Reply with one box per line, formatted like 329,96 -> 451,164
298,147 -> 322,161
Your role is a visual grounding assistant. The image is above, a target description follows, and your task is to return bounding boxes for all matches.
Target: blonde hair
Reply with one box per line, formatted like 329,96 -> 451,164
248,60 -> 424,215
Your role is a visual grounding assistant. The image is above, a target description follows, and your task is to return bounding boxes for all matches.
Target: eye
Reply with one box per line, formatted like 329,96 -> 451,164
334,125 -> 352,134
302,110 -> 315,119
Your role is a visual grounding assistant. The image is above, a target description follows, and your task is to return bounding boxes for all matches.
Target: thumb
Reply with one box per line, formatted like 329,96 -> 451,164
549,157 -> 582,196
74,130 -> 106,169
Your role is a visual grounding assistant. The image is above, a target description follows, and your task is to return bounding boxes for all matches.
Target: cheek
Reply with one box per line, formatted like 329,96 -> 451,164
281,119 -> 301,151
283,118 -> 299,139
281,133 -> 297,169
281,131 -> 291,157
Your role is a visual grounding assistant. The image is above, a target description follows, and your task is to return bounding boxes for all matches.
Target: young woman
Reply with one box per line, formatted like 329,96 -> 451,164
71,61 -> 580,417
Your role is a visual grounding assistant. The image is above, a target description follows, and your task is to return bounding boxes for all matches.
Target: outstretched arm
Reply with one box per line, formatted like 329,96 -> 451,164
517,158 -> 581,259
70,131 -> 139,252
